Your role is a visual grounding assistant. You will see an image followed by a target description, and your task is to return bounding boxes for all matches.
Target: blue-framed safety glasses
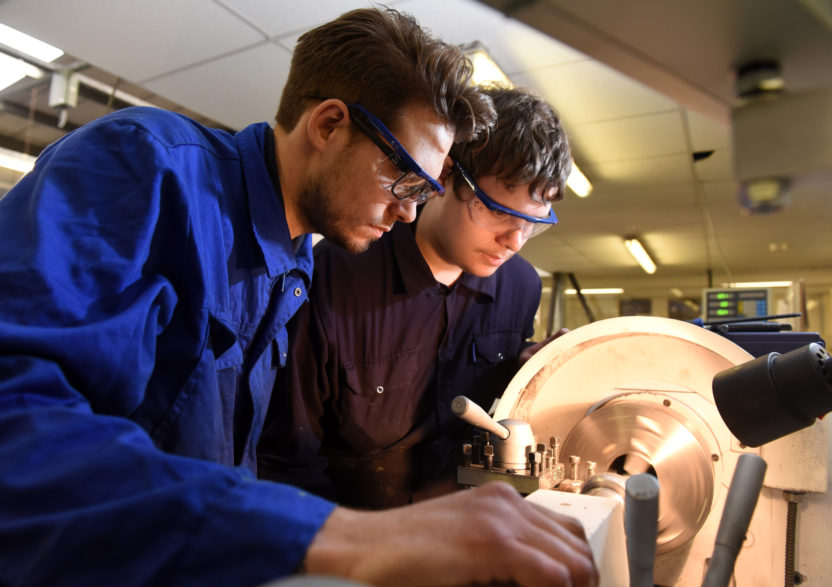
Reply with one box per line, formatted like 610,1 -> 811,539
347,103 -> 444,205
453,160 -> 557,238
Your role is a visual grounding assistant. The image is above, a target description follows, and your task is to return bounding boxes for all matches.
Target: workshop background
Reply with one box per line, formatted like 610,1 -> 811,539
0,0 -> 830,342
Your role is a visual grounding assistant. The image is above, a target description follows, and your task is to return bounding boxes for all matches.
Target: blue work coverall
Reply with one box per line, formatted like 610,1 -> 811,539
0,107 -> 334,586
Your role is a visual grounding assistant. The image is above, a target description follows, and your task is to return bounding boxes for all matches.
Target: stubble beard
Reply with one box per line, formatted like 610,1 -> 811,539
298,174 -> 373,255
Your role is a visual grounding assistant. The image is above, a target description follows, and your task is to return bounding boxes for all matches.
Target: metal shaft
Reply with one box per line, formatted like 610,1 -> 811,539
625,473 -> 660,587
702,453 -> 767,587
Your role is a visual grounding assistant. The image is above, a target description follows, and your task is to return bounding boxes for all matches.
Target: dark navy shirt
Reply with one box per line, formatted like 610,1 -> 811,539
0,107 -> 335,586
258,220 -> 541,509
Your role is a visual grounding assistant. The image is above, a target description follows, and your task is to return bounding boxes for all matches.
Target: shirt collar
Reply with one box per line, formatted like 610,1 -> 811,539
235,123 -> 313,282
458,263 -> 497,300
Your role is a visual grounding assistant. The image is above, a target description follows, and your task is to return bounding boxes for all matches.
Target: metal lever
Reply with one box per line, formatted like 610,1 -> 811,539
625,473 -> 660,587
451,395 -> 510,440
702,453 -> 767,587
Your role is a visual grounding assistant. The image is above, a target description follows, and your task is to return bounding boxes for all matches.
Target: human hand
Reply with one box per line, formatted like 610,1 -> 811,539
303,481 -> 597,586
519,328 -> 570,366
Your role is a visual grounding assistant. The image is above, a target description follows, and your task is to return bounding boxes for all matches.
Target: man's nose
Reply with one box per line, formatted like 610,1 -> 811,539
497,227 -> 526,252
390,198 -> 418,224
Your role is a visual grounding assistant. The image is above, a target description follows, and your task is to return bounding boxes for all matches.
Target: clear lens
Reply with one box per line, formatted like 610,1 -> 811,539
527,220 -> 553,238
468,197 -> 552,238
392,174 -> 434,204
378,153 -> 435,204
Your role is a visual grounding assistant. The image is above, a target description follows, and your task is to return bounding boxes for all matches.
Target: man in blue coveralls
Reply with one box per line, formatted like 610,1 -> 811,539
0,7 -> 596,587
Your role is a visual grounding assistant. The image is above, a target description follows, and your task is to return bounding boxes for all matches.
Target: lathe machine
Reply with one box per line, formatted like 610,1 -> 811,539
454,316 -> 832,586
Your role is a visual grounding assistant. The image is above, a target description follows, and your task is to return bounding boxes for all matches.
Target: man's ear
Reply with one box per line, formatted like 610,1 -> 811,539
436,155 -> 454,192
306,99 -> 350,153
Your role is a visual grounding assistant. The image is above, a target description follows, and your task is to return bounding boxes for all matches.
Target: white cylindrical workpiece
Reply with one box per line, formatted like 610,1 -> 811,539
451,395 -> 510,440
625,473 -> 660,587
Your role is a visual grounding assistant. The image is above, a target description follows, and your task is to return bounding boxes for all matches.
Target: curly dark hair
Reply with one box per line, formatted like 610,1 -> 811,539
450,86 -> 571,203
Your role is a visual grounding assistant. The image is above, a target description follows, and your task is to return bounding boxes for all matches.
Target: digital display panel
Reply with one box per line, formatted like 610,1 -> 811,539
702,288 -> 771,322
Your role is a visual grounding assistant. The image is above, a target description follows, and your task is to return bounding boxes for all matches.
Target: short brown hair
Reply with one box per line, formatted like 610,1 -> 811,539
276,8 -> 494,142
451,86 -> 571,203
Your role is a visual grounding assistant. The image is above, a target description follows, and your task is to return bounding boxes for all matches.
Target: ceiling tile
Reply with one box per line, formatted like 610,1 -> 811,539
217,0 -> 384,38
686,108 -> 731,151
145,43 -> 291,129
592,153 -> 695,186
514,60 -> 678,125
0,0 -> 266,83
691,148 -> 734,182
572,110 -> 689,163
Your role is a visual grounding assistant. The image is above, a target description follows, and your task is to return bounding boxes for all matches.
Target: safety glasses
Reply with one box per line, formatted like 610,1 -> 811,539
348,103 -> 444,205
453,160 -> 557,238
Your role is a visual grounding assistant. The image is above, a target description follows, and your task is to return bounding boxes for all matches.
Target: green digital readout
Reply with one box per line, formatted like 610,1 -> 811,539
702,288 -> 769,321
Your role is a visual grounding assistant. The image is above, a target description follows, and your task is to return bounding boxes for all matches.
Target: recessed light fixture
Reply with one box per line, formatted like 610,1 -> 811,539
735,60 -> 784,100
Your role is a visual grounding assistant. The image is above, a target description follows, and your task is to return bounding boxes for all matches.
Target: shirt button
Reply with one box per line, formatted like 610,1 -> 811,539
376,386 -> 384,394
293,287 -> 302,297
497,352 -> 505,360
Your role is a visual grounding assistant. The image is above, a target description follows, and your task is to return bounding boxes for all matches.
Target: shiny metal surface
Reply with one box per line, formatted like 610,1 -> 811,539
562,392 -> 716,553
493,419 -> 536,470
582,472 -> 628,503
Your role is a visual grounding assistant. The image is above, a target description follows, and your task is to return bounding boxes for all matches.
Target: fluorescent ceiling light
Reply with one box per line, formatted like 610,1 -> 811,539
723,281 -> 793,288
465,45 -> 513,88
0,52 -> 43,91
0,146 -> 36,173
0,23 -> 63,92
624,237 -> 656,274
566,163 -> 592,197
565,288 -> 624,295
0,23 -> 63,61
